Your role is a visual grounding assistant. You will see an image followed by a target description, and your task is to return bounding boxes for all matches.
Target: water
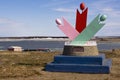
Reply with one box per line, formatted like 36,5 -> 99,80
0,40 -> 65,50
97,42 -> 120,50
0,40 -> 120,50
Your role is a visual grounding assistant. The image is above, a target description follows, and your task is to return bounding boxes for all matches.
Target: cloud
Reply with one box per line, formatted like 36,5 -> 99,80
88,0 -> 120,16
53,8 -> 74,12
102,8 -> 113,12
99,7 -> 120,18
0,18 -> 32,36
96,26 -> 120,36
40,0 -> 75,8
0,18 -> 16,25
106,22 -> 120,27
87,0 -> 120,36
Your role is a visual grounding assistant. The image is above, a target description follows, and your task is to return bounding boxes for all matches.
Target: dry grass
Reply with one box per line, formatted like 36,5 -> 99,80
0,51 -> 58,79
0,50 -> 120,80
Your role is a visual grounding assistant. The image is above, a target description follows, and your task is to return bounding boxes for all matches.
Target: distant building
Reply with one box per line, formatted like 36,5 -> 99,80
8,46 -> 22,52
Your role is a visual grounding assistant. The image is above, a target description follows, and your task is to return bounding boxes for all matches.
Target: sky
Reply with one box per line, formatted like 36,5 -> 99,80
0,0 -> 119,37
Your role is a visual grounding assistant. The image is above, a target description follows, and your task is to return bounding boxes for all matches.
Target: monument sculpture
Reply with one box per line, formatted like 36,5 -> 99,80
45,2 -> 111,73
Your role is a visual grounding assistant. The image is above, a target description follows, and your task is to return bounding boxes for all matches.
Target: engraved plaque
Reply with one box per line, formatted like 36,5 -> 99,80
73,46 -> 84,52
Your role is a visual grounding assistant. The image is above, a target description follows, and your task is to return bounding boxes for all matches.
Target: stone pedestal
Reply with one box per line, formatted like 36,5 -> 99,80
45,41 -> 112,73
63,41 -> 98,56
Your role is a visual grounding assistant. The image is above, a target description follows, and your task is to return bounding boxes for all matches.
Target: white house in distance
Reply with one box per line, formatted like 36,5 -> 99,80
8,46 -> 23,52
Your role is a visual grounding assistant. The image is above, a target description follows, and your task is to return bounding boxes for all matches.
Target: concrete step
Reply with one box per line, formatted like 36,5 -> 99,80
46,59 -> 111,74
53,54 -> 105,65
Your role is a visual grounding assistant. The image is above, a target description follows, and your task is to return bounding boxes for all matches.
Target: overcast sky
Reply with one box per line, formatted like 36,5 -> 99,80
0,0 -> 119,37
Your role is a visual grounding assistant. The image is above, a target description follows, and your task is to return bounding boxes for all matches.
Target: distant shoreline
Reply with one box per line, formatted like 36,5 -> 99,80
0,38 -> 69,42
0,36 -> 119,39
0,36 -> 119,42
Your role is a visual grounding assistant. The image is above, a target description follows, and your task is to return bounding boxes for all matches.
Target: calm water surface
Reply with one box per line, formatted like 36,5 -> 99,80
0,40 -> 120,50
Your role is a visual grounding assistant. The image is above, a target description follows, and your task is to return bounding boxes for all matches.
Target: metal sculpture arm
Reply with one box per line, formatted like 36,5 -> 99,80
71,14 -> 107,45
56,17 -> 79,40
